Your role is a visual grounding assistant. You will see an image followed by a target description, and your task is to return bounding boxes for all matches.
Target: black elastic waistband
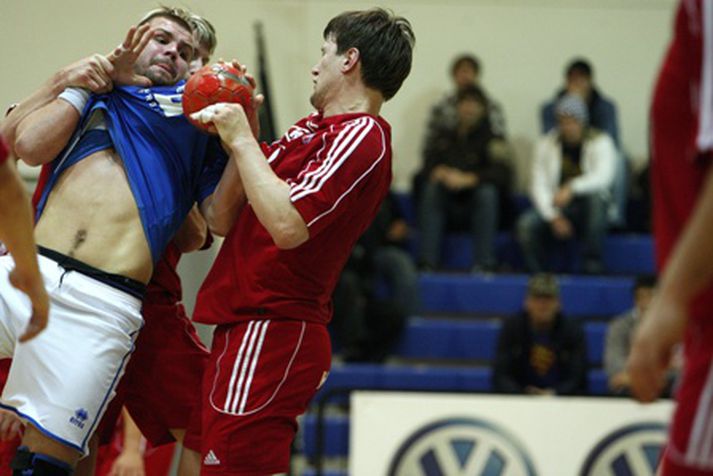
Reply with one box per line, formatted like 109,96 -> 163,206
38,246 -> 146,300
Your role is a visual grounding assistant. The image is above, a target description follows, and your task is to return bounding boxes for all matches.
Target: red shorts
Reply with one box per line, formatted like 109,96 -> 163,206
661,327 -> 713,475
99,301 -> 209,451
200,319 -> 331,476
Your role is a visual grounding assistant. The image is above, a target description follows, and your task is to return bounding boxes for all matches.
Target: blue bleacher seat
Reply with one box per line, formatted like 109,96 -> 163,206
393,318 -> 499,361
394,317 -> 608,366
584,322 -> 608,366
419,274 -> 633,317
395,191 -> 654,275
588,369 -> 609,395
302,414 -> 349,458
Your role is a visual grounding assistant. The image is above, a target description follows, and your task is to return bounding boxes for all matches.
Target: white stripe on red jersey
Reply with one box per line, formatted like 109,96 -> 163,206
289,117 -> 372,200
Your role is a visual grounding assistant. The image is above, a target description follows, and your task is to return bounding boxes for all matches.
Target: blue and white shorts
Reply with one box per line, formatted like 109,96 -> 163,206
0,252 -> 143,454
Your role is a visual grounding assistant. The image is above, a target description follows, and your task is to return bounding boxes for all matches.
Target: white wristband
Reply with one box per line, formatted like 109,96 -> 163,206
58,87 -> 91,114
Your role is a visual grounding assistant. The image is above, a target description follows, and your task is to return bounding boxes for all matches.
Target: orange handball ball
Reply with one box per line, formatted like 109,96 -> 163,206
182,62 -> 254,134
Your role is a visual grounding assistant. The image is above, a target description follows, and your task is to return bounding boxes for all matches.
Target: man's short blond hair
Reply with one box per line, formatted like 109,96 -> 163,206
138,5 -> 193,34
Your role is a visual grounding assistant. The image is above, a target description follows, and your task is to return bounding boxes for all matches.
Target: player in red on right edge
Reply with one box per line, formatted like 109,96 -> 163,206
628,1 -> 713,474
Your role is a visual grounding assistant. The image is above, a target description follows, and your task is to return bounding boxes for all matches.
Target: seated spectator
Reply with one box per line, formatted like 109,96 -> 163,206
417,86 -> 513,272
541,58 -> 627,227
604,275 -> 678,397
492,274 -> 588,395
331,192 -> 419,362
517,94 -> 616,274
427,53 -> 507,139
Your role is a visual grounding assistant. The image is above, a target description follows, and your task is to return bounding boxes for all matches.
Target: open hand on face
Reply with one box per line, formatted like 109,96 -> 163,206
107,24 -> 154,87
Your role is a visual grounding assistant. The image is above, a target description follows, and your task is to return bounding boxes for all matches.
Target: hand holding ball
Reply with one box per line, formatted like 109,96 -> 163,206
182,62 -> 254,134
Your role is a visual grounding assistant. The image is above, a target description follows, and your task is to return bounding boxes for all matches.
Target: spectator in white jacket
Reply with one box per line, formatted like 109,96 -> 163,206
517,94 -> 616,274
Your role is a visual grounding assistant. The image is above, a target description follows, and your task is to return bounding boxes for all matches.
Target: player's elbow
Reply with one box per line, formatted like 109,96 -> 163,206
14,135 -> 45,167
272,223 -> 309,250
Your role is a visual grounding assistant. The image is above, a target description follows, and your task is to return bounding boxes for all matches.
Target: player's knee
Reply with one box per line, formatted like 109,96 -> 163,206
10,446 -> 73,476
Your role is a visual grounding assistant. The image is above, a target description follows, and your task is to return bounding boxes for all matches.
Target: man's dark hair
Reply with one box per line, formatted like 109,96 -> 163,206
566,58 -> 593,78
451,54 -> 481,77
456,85 -> 487,106
633,274 -> 657,294
324,8 -> 415,101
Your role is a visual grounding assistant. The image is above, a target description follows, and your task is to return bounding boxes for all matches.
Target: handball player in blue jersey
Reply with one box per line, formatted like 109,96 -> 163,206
1,7 -> 226,475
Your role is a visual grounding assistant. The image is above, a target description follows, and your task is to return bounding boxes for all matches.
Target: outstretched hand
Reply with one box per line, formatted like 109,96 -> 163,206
107,24 -> 153,87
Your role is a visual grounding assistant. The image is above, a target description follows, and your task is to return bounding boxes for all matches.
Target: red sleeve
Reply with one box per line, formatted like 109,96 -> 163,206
0,136 -> 8,165
288,116 -> 390,237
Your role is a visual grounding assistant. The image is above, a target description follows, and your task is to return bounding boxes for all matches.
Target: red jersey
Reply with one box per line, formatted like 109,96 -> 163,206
0,136 -> 8,165
194,112 -> 392,326
651,0 -> 713,323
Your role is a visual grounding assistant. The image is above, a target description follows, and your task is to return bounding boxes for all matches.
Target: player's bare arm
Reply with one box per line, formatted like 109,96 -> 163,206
173,204 -> 208,253
628,163 -> 713,402
0,148 -> 49,341
196,102 -> 309,249
200,158 -> 247,236
14,25 -> 154,165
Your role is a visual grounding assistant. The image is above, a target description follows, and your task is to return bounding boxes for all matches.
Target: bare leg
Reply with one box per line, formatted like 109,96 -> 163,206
22,424 -> 81,465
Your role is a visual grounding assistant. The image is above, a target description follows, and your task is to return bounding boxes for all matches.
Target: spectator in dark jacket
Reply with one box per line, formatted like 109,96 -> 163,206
417,85 -> 513,272
493,274 -> 588,395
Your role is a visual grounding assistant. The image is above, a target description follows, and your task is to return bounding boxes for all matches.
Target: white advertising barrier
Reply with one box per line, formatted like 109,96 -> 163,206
351,392 -> 673,476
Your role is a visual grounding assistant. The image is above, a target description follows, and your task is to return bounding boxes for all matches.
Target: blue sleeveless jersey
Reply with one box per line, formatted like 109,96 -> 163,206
36,83 -> 227,262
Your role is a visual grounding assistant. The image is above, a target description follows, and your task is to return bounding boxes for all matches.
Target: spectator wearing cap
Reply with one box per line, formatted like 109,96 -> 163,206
492,274 -> 588,395
541,58 -> 627,227
517,94 -> 616,274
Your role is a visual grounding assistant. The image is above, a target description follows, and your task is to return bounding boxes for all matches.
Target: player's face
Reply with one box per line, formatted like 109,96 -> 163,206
310,36 -> 342,110
135,17 -> 194,86
188,39 -> 212,76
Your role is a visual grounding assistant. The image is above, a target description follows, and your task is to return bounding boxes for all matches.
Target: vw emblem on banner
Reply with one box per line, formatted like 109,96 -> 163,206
579,422 -> 667,476
387,417 -> 537,476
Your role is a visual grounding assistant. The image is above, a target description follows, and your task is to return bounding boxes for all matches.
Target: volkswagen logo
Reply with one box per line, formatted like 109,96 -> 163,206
580,422 -> 667,476
388,417 -> 538,476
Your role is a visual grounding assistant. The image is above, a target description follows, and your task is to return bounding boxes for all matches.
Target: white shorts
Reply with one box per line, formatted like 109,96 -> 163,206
0,254 -> 143,454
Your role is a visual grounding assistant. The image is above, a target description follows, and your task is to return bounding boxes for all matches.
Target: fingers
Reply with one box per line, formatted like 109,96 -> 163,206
190,103 -> 244,125
132,24 -> 154,57
18,302 -> 48,343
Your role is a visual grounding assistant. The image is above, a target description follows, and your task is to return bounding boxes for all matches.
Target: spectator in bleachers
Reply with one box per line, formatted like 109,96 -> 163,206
517,94 -> 616,274
331,192 -> 419,362
604,275 -> 677,397
427,53 -> 507,140
541,58 -> 627,227
492,274 -> 588,395
417,86 -> 513,272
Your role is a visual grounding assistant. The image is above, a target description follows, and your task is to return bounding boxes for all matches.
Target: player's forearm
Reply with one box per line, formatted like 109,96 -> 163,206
0,162 -> 41,277
231,138 -> 308,249
202,159 -> 247,236
173,205 -> 208,253
14,99 -> 80,166
1,70 -> 70,147
658,165 -> 713,306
